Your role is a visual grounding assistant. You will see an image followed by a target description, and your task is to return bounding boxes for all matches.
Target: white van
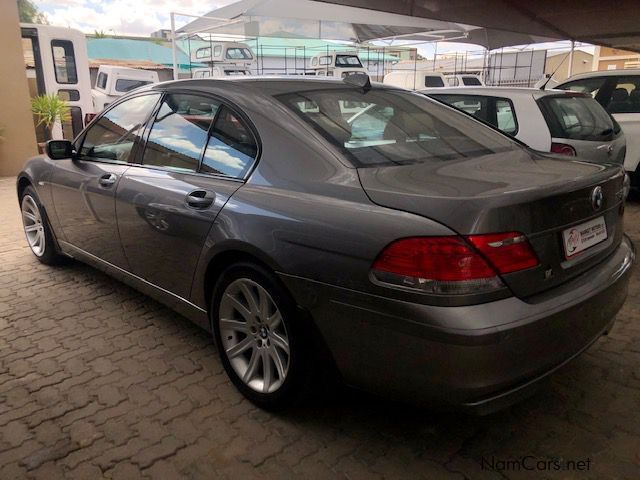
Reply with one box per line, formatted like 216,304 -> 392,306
308,52 -> 368,78
21,24 -> 93,140
383,70 -> 449,90
92,65 -> 159,112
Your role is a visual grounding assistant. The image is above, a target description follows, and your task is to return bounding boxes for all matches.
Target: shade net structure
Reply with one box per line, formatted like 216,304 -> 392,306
172,0 -> 592,85
316,0 -> 640,52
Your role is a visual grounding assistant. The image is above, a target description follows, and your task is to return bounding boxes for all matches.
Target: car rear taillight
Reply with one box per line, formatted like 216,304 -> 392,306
550,142 -> 576,156
371,233 -> 538,295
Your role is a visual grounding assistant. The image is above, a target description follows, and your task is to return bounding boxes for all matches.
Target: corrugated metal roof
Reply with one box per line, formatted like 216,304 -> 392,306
87,38 -> 196,70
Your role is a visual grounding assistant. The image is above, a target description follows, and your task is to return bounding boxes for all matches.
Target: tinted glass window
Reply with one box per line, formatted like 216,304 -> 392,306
424,76 -> 445,88
57,89 -> 80,101
226,48 -> 252,59
606,76 -> 640,113
462,76 -> 482,86
143,94 -> 220,172
556,77 -> 606,97
96,72 -> 107,89
432,94 -> 518,135
495,99 -> 517,134
51,40 -> 78,84
115,79 -> 153,93
202,108 -> 257,177
80,94 -> 160,163
278,88 -> 517,167
538,95 -> 616,141
335,55 -> 362,67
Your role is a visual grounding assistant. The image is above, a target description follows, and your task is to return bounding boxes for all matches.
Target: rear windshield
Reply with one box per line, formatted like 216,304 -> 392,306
537,95 -> 618,141
115,79 -> 152,93
276,88 -> 519,167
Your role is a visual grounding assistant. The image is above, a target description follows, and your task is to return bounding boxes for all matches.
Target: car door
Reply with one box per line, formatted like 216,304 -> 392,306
49,93 -> 161,268
603,76 -> 640,173
116,91 -> 258,300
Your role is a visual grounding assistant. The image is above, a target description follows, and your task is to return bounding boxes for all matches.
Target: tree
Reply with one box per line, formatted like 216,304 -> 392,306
18,0 -> 48,24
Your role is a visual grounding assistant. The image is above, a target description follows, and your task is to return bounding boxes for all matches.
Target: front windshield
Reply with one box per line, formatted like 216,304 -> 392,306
277,88 -> 519,167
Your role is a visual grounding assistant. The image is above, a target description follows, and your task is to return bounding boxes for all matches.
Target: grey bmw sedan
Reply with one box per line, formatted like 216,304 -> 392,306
17,76 -> 634,413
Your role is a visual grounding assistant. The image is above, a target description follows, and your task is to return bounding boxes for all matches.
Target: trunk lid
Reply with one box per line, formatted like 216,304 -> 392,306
357,149 -> 626,298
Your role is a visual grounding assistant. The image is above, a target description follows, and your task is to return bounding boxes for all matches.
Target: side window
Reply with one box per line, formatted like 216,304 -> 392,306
80,94 -> 160,163
607,77 -> 640,114
196,47 -> 211,59
51,40 -> 78,84
424,76 -> 445,88
96,72 -> 108,89
202,107 -> 257,177
495,99 -> 517,134
319,56 -> 331,66
214,45 -> 222,57
143,94 -> 220,173
115,79 -> 152,93
432,94 -> 491,123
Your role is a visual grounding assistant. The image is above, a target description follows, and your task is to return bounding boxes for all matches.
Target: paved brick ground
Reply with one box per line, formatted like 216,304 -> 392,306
1,176 -> 639,479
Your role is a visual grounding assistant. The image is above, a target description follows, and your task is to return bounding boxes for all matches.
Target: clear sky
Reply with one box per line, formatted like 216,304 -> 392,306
33,0 -> 593,58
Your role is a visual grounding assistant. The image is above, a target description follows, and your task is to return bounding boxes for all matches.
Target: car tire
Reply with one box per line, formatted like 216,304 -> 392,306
20,185 -> 65,265
211,262 -> 312,409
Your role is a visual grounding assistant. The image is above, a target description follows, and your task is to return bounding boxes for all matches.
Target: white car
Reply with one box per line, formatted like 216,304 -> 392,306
554,70 -> 640,184
423,86 -> 626,165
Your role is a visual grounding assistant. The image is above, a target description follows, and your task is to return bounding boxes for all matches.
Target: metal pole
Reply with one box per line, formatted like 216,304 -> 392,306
171,12 -> 178,80
433,42 -> 438,71
568,40 -> 575,77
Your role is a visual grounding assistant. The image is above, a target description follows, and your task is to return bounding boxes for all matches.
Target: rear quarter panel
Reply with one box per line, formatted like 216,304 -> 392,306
613,112 -> 640,171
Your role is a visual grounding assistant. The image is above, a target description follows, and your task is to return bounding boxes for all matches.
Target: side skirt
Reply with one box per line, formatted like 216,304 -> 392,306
59,240 -> 211,331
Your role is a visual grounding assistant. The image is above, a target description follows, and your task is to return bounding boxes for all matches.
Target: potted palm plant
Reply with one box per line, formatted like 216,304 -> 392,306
31,94 -> 71,152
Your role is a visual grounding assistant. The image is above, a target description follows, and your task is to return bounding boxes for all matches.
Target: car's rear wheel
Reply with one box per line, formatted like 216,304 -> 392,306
20,186 -> 64,265
211,263 -> 310,409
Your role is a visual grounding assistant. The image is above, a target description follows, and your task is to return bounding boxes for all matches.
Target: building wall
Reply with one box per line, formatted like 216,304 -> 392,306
593,46 -> 640,71
0,1 -> 38,177
545,50 -> 593,81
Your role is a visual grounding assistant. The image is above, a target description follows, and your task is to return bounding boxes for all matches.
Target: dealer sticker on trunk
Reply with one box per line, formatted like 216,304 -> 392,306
562,216 -> 607,259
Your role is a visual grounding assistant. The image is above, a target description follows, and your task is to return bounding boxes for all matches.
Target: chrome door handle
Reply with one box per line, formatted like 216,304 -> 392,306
99,173 -> 117,187
186,190 -> 215,209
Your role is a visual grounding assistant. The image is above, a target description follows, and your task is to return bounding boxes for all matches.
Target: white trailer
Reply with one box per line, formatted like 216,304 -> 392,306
21,24 -> 93,140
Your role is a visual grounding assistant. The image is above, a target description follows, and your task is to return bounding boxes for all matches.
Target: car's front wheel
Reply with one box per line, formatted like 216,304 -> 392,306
20,186 -> 64,265
211,263 -> 310,409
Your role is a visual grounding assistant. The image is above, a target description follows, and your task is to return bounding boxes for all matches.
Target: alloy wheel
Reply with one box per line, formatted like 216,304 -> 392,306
21,195 -> 45,257
219,278 -> 290,394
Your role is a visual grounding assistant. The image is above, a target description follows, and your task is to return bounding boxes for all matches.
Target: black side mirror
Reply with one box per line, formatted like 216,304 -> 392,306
46,140 -> 74,160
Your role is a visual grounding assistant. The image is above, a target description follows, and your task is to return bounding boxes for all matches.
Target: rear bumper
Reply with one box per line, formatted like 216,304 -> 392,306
281,235 -> 635,414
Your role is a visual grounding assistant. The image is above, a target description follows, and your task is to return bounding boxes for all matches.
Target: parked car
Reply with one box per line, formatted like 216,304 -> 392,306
424,87 -> 626,164
192,67 -> 252,78
17,76 -> 634,413
555,70 -> 640,185
384,70 -> 449,89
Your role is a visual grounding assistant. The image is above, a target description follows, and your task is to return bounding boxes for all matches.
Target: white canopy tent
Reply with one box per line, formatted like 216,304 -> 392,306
171,0 -> 562,78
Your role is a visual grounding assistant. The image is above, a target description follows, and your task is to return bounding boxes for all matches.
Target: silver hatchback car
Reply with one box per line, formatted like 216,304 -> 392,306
17,76 -> 634,413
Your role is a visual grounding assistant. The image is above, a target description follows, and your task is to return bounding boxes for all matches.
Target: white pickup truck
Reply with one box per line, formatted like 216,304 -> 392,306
92,65 -> 159,112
